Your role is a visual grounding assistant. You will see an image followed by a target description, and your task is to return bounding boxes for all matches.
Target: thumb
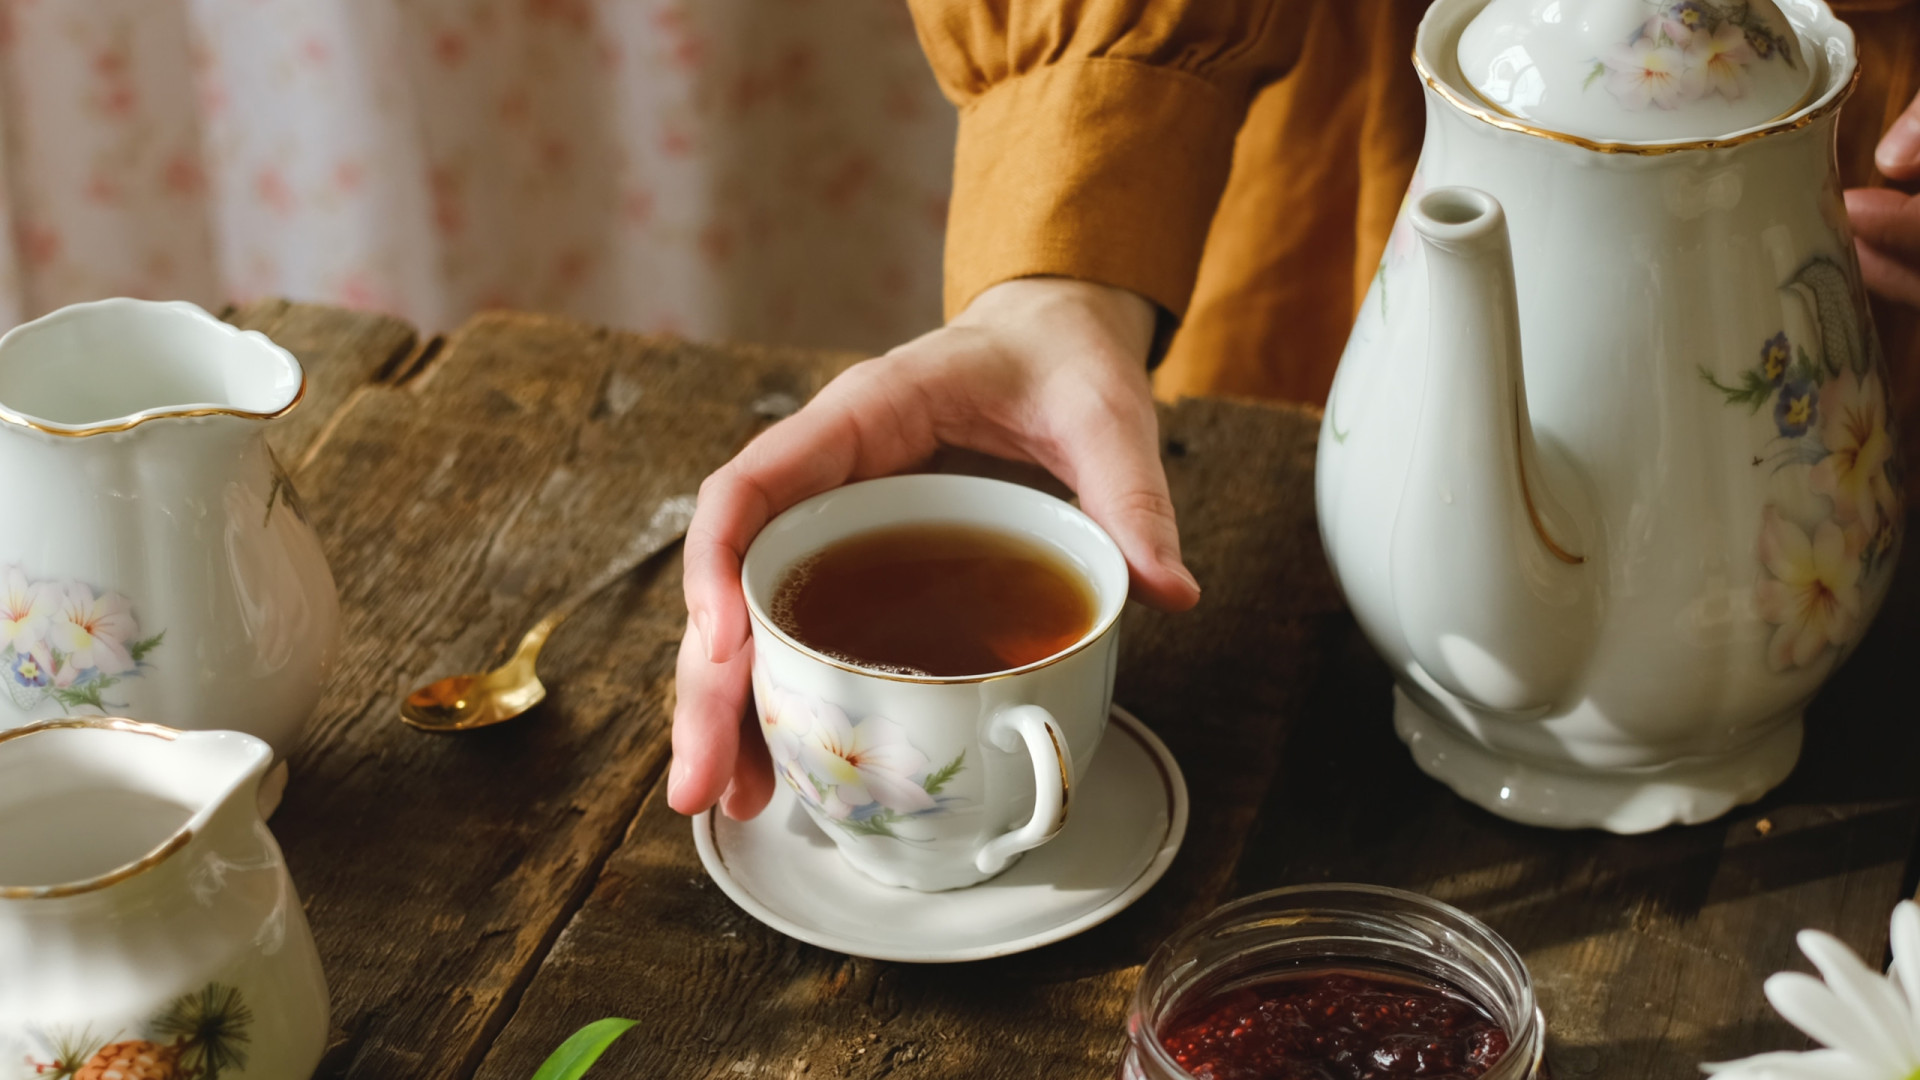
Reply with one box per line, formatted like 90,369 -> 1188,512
1057,395 -> 1201,613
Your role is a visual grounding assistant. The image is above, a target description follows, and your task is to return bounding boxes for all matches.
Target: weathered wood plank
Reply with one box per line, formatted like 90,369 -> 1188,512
249,299 -> 1915,1078
1233,523 -> 1920,1079
471,384 -> 1918,1080
468,396 -> 1348,1079
223,298 -> 419,467
268,310 -> 853,1078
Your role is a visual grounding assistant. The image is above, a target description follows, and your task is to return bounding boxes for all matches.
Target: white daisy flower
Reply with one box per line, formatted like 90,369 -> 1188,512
1704,901 -> 1920,1080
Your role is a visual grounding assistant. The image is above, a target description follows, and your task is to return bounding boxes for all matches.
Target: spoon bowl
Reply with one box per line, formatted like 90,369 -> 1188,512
401,669 -> 546,732
399,494 -> 695,733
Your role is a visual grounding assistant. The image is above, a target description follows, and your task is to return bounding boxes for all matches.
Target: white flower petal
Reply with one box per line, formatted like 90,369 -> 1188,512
848,738 -> 929,778
1797,930 -> 1920,1067
1703,1048 -> 1879,1080
1767,972 -> 1913,1075
811,699 -> 856,754
833,780 -> 874,808
1890,902 -> 1920,1026
858,767 -> 936,815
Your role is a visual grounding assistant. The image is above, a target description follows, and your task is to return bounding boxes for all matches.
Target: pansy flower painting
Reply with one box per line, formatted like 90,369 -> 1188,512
1589,0 -> 1797,111
1702,257 -> 1904,672
754,675 -> 965,840
0,566 -> 164,714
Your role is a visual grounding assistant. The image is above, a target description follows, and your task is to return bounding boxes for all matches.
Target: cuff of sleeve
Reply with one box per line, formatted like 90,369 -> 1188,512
943,58 -> 1247,322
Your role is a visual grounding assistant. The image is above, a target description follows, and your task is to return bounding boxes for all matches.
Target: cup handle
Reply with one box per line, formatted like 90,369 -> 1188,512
974,704 -> 1073,877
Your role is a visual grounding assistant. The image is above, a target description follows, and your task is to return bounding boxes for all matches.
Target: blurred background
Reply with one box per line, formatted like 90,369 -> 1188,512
0,0 -> 955,354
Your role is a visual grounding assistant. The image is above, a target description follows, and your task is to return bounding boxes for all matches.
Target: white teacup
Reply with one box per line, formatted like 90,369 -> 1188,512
742,474 -> 1128,891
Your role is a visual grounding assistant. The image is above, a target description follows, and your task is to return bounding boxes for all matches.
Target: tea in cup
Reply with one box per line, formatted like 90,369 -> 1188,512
742,474 -> 1127,891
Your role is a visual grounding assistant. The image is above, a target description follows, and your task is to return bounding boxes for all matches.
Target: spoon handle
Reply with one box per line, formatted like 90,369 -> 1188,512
521,493 -> 699,652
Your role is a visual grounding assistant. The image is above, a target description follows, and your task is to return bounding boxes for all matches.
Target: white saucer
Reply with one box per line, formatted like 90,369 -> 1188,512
693,705 -> 1189,963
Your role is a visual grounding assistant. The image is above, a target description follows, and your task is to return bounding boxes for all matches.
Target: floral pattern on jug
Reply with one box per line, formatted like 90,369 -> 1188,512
19,983 -> 253,1080
756,677 -> 965,840
0,567 -> 163,715
1702,258 -> 1904,671
1591,1 -> 1797,110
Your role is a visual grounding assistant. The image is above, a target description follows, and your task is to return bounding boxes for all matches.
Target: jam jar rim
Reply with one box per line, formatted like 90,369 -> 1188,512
1126,882 -> 1545,1080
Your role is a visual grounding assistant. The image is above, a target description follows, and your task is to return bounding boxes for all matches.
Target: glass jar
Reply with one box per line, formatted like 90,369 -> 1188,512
1120,883 -> 1545,1080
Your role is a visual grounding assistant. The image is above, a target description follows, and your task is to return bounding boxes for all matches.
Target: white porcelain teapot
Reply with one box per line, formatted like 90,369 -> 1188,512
0,300 -> 339,755
1316,0 -> 1899,832
0,718 -> 329,1078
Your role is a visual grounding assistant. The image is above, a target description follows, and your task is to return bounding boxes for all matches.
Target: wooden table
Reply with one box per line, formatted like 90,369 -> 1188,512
234,300 -> 1920,1080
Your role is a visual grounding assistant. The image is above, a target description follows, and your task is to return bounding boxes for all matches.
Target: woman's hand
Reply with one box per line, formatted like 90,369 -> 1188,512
1847,89 -> 1920,308
666,277 -> 1202,820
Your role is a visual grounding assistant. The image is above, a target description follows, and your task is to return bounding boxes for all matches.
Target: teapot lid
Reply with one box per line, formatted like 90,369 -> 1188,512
1457,0 -> 1816,142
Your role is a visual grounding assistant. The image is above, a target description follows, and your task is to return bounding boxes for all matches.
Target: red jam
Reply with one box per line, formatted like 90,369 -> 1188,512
1156,970 -> 1510,1080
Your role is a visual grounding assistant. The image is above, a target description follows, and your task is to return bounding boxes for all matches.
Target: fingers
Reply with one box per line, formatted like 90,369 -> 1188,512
667,620 -> 757,815
683,433 -> 841,669
682,361 -> 936,666
1859,239 -> 1920,309
1050,378 -> 1201,613
720,706 -> 775,821
671,277 -> 1193,824
1876,89 -> 1920,182
1848,188 -> 1920,261
673,358 -> 944,819
1846,188 -> 1920,307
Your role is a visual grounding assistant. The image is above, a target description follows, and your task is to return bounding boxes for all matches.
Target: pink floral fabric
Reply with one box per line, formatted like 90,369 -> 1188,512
0,0 -> 954,353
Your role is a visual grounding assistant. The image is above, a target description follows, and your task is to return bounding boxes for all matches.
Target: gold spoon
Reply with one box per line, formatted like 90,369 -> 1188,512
400,494 -> 698,732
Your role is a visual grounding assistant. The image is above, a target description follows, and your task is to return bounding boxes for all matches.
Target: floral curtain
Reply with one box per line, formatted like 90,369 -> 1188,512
0,0 -> 955,354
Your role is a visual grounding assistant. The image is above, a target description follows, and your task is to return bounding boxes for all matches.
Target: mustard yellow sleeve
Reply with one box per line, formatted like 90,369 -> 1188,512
909,0 -> 1308,320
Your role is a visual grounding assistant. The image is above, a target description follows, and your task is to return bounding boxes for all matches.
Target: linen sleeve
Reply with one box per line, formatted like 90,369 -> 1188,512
909,0 -> 1309,320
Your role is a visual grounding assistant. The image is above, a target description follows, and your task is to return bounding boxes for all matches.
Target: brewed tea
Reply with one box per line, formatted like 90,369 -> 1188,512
771,523 -> 1096,677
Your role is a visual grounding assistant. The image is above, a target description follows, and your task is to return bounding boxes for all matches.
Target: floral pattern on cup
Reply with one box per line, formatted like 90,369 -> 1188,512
0,566 -> 163,714
1702,259 -> 1903,671
20,982 -> 254,1079
1589,1 -> 1796,111
756,679 -> 964,840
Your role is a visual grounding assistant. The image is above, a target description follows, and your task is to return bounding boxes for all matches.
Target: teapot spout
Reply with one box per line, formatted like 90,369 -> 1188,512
1392,188 -> 1597,715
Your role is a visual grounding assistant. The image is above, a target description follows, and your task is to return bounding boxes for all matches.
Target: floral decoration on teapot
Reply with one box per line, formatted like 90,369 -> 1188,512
1593,0 -> 1798,111
1702,258 -> 1904,671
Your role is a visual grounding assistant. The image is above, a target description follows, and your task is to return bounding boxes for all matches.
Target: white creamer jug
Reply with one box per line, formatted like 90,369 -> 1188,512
0,718 -> 329,1077
0,300 -> 339,754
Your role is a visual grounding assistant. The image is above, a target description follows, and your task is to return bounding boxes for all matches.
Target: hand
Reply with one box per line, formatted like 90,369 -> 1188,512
666,277 -> 1202,820
1846,89 -> 1920,308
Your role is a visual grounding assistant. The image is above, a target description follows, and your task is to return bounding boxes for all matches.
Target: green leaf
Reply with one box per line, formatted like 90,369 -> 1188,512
1792,346 -> 1823,386
838,813 -> 902,839
922,752 -> 966,797
531,1019 -> 638,1080
1583,61 -> 1605,90
34,1026 -> 106,1080
51,677 -> 116,714
130,631 -> 166,664
1697,366 -> 1774,414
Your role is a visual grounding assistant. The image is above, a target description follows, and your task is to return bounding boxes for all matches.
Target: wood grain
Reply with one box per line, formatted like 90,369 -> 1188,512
248,307 -> 851,1077
473,389 -> 1919,1080
231,302 -> 1919,1080
1233,541 -> 1920,1077
466,398 -> 1364,1080
225,298 -> 420,468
